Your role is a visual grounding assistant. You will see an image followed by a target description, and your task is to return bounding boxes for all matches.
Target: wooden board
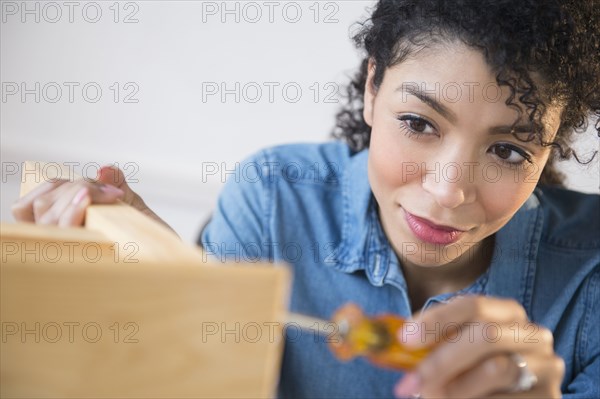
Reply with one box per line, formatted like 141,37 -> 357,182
1,222 -> 116,264
0,259 -> 290,398
0,161 -> 292,398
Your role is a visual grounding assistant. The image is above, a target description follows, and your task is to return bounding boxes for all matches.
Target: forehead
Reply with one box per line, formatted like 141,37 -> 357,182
379,42 -> 563,139
384,43 -> 503,104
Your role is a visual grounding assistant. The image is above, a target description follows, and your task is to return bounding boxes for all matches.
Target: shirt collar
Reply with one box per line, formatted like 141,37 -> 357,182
334,149 -> 381,272
333,148 -> 399,288
484,189 -> 543,310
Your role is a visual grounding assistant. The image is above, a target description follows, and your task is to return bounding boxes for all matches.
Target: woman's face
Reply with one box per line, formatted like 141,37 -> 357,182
364,42 -> 562,268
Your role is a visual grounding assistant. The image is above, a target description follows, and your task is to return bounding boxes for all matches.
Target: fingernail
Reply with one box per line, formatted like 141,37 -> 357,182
72,188 -> 89,205
394,372 -> 420,398
100,184 -> 124,195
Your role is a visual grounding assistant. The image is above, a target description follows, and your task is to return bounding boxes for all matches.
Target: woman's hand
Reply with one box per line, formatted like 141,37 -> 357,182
394,296 -> 565,399
11,165 -> 171,231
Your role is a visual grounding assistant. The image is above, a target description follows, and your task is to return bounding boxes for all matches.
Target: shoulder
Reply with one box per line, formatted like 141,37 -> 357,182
258,141 -> 354,186
535,186 -> 600,250
215,141 -> 356,208
517,188 -> 599,394
200,141 -> 356,258
213,141 -> 352,196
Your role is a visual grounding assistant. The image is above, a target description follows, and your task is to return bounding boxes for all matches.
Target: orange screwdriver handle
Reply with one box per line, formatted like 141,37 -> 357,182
327,303 -> 429,371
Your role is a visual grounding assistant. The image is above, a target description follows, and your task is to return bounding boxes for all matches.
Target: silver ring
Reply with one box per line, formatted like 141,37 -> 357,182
508,353 -> 538,393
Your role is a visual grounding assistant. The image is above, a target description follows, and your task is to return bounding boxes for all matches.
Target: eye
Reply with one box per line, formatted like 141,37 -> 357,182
397,114 -> 437,137
489,143 -> 532,167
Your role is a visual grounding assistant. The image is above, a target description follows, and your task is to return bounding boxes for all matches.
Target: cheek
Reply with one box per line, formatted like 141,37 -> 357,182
477,169 -> 542,226
479,188 -> 522,226
369,133 -> 395,188
368,127 -> 424,199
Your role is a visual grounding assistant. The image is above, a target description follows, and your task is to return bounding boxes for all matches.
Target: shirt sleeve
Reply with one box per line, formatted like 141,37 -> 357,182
199,150 -> 272,264
563,267 -> 600,398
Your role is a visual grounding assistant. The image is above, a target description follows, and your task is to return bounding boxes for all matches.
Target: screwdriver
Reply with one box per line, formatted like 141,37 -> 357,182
287,303 -> 429,371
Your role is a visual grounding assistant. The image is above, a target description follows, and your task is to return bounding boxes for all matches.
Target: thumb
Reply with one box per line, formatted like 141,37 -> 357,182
96,165 -> 140,206
96,165 -> 173,233
97,165 -> 128,189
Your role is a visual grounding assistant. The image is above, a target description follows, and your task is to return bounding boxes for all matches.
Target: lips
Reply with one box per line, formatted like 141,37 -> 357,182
403,210 -> 465,245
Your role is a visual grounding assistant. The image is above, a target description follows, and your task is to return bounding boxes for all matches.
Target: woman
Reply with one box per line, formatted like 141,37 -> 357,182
12,0 -> 599,397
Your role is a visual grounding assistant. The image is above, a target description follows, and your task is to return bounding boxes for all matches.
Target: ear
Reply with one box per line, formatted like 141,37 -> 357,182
363,58 -> 377,128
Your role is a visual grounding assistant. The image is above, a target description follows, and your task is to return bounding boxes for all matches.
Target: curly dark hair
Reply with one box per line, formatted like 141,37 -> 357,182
333,0 -> 600,186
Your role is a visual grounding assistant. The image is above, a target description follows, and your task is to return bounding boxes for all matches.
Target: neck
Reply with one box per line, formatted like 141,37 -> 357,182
399,235 -> 495,312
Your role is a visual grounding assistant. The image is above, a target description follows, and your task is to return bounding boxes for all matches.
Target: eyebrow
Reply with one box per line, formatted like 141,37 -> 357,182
394,84 -> 535,135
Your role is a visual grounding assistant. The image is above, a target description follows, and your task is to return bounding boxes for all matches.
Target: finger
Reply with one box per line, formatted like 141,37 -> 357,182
37,183 -> 91,225
58,188 -> 91,227
401,296 -> 529,349
444,353 -> 564,399
37,182 -> 123,225
97,165 -> 125,187
32,180 -> 80,222
417,324 -> 554,395
11,180 -> 68,222
394,372 -> 420,399
88,182 -> 125,203
442,354 -> 522,398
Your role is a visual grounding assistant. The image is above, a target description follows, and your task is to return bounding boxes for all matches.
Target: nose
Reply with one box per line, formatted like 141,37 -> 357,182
421,160 -> 476,209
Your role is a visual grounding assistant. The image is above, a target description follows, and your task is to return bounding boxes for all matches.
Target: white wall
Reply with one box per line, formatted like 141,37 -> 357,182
2,0 -> 598,243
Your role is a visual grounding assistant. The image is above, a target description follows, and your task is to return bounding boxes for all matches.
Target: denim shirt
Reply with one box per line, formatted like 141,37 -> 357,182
201,142 -> 600,399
